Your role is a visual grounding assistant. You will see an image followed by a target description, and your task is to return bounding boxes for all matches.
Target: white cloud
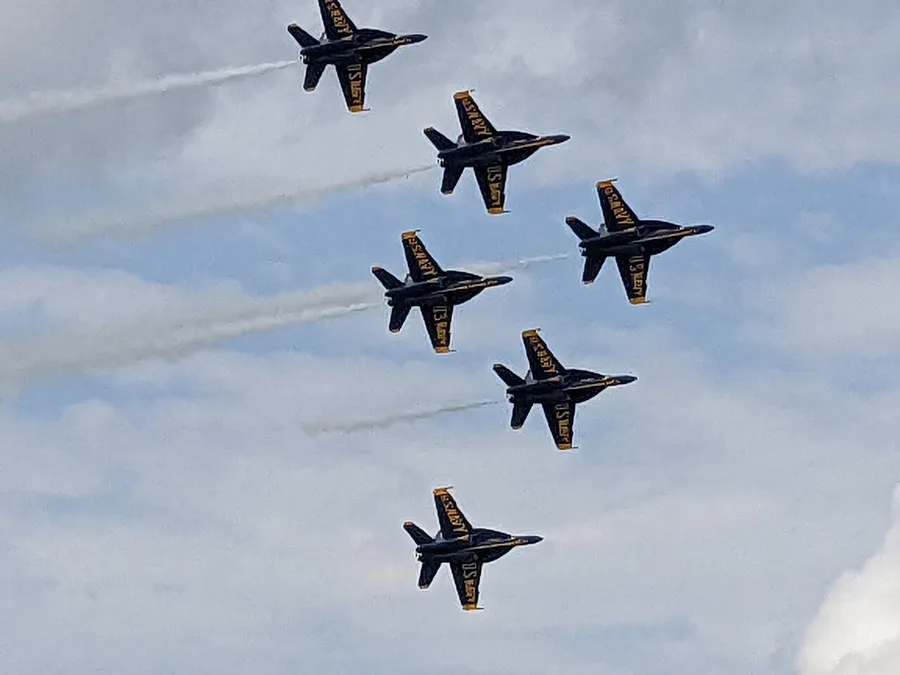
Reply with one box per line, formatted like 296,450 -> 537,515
798,485 -> 900,675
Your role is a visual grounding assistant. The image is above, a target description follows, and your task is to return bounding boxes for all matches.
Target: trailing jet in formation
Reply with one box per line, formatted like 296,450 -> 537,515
287,0 -> 426,113
493,329 -> 636,451
566,179 -> 714,304
404,487 -> 543,611
372,231 -> 513,354
424,90 -> 570,215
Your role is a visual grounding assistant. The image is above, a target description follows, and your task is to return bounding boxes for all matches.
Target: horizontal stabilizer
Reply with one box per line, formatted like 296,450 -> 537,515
582,256 -> 606,285
423,127 -> 456,152
492,363 -> 524,387
440,165 -> 464,195
565,216 -> 597,241
303,61 -> 327,92
404,521 -> 434,546
511,400 -> 533,429
287,24 -> 320,48
372,266 -> 403,290
389,304 -> 412,333
418,559 -> 442,589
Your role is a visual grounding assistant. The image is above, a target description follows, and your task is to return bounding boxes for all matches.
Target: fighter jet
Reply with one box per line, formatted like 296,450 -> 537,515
566,179 -> 714,305
493,329 -> 636,451
372,231 -> 513,354
423,90 -> 570,214
403,487 -> 543,611
287,0 -> 426,113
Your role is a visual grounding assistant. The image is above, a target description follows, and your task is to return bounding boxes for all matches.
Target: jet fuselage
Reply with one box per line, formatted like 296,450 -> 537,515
437,131 -> 571,168
384,271 -> 512,307
579,221 -> 715,257
416,528 -> 543,564
301,30 -> 427,65
506,369 -> 637,405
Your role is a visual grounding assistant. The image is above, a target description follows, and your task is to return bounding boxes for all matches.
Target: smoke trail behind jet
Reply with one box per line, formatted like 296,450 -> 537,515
0,283 -> 378,388
0,60 -> 298,125
0,252 -> 567,387
469,253 -> 571,277
302,400 -> 498,436
40,165 -> 436,244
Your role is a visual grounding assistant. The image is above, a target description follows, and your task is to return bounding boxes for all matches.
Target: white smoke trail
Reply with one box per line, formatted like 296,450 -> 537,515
469,252 -> 571,276
0,252 -> 567,387
0,282 -> 378,388
40,165 -> 437,244
0,60 -> 298,125
303,399 -> 498,436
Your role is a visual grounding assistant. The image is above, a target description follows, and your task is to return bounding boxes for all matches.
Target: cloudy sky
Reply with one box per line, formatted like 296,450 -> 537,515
1,1 -> 899,673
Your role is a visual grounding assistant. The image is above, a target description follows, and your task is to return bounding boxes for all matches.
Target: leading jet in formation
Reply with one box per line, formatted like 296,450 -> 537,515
287,0 -> 426,113
424,91 -> 570,215
566,179 -> 714,304
493,329 -> 636,451
404,487 -> 543,611
372,231 -> 513,354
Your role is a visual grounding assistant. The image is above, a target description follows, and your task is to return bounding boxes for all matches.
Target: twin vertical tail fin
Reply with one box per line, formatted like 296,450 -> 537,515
404,522 -> 441,589
565,216 -> 598,241
404,521 -> 434,545
492,364 -> 525,387
287,24 -> 320,48
372,267 -> 403,290
423,127 -> 456,151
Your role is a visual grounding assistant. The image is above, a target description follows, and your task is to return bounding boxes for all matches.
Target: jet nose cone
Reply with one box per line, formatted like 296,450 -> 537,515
549,134 -> 571,144
526,535 -> 544,545
695,224 -> 714,234
406,34 -> 428,44
616,375 -> 638,386
495,276 -> 514,286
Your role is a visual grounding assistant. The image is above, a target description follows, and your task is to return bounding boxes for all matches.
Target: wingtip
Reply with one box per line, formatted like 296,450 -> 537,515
596,178 -> 618,188
433,486 -> 454,495
348,105 -> 369,114
434,346 -> 452,354
487,207 -> 508,215
522,328 -> 541,337
453,90 -> 474,100
629,297 -> 649,305
557,443 -> 574,451
401,230 -> 421,240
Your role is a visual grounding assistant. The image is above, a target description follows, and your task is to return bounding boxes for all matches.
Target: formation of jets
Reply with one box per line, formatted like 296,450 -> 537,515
287,0 -> 715,611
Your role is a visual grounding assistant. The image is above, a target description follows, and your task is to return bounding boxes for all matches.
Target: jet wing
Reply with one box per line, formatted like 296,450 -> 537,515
521,329 -> 566,379
596,180 -> 640,232
474,164 -> 508,215
317,0 -> 357,40
401,231 -> 443,281
336,62 -> 367,113
453,90 -> 497,143
421,303 -> 453,354
450,561 -> 483,611
615,253 -> 650,305
433,487 -> 473,538
541,401 -> 576,451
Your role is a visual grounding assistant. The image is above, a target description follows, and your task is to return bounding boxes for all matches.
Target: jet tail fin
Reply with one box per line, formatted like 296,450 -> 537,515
372,266 -> 403,290
582,256 -> 606,285
492,364 -> 524,387
418,559 -> 442,589
389,304 -> 412,333
565,216 -> 598,241
287,24 -> 320,48
404,521 -> 434,546
423,127 -> 456,152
